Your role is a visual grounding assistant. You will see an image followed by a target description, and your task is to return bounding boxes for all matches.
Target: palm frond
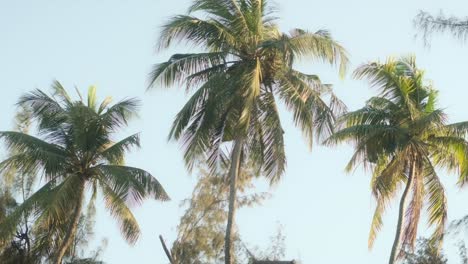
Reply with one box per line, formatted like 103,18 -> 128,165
368,199 -> 385,249
275,29 -> 349,77
97,165 -> 169,203
101,98 -> 140,131
158,15 -> 237,51
423,158 -> 447,252
99,183 -> 141,244
100,133 -> 141,165
148,52 -> 228,89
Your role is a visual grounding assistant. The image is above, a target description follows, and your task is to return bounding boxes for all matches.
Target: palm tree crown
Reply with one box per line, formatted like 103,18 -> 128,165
326,56 -> 468,264
0,82 -> 169,263
150,0 -> 348,182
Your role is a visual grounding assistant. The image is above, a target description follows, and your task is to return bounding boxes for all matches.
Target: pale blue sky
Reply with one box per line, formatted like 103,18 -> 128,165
2,0 -> 468,263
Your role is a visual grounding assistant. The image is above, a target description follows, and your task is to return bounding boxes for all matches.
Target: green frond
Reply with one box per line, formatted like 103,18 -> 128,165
277,72 -> 336,148
325,124 -> 405,149
368,199 -> 385,249
101,98 -> 140,130
237,59 -> 262,132
0,131 -> 65,156
284,29 -> 349,77
370,154 -> 406,200
410,109 -> 447,133
34,176 -> 85,231
100,133 -> 141,165
446,121 -> 468,136
428,136 -> 468,182
148,52 -> 228,89
97,165 -> 169,203
17,89 -> 67,131
423,158 -> 447,252
400,168 -> 424,250
188,0 -> 236,21
0,132 -> 66,177
158,15 -> 236,51
100,183 -> 141,244
254,92 -> 285,183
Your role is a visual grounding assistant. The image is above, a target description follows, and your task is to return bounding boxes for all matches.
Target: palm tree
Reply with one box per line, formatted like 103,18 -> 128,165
149,1 -> 348,263
326,56 -> 468,264
0,81 -> 169,264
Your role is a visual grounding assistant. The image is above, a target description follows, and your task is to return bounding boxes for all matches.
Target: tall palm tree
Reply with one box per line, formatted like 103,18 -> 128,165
326,56 -> 468,264
0,82 -> 169,264
149,1 -> 348,263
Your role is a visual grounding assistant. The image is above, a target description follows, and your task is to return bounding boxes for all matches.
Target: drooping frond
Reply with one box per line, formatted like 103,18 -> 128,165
400,165 -> 424,253
278,71 -> 336,148
368,199 -> 385,249
254,92 -> 285,183
99,183 -> 141,244
423,158 -> 447,252
428,135 -> 468,183
0,132 -> 66,178
97,165 -> 169,203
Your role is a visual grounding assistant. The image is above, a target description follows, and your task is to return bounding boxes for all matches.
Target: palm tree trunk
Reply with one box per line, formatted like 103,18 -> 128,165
55,181 -> 85,264
224,139 -> 243,264
388,160 -> 416,264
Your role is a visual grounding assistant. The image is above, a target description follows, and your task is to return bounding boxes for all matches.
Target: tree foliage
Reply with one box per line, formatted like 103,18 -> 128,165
414,11 -> 468,44
403,239 -> 448,264
169,165 -> 269,264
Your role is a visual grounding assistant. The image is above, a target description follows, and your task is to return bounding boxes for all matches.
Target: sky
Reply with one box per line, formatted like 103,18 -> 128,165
1,0 -> 468,263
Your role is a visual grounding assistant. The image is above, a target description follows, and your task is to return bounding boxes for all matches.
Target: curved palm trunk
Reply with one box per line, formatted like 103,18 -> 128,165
55,181 -> 85,264
388,161 -> 416,264
224,139 -> 243,264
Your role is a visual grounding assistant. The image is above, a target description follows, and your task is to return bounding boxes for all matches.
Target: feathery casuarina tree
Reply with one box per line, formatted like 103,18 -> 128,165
326,56 -> 468,264
149,1 -> 348,263
414,11 -> 468,44
0,82 -> 169,264
162,165 -> 268,264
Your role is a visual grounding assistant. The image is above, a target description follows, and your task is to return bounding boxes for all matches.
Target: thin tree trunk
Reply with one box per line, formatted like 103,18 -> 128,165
224,139 -> 243,264
159,235 -> 175,264
388,160 -> 416,264
55,181 -> 85,264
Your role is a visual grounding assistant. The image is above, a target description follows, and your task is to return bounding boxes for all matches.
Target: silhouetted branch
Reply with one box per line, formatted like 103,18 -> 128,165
159,235 -> 175,264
